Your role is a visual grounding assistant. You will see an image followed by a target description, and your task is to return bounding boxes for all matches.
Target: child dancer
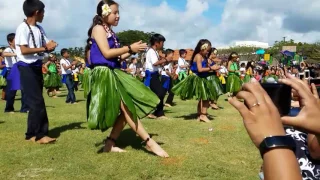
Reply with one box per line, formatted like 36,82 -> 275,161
144,34 -> 172,119
172,39 -> 219,122
243,61 -> 254,83
44,54 -> 61,97
207,48 -> 223,110
226,52 -> 241,97
14,0 -> 57,143
176,49 -> 189,81
2,33 -> 28,113
160,49 -> 175,107
86,0 -> 168,157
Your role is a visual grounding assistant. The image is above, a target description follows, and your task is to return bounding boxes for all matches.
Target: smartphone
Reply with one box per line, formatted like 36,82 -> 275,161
305,70 -> 310,79
261,83 -> 292,116
299,73 -> 304,80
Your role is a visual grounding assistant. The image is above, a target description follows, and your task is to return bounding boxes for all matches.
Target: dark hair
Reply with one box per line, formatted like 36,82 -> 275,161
150,34 -> 166,46
23,0 -> 45,17
240,63 -> 245,67
190,39 -> 211,65
179,49 -> 186,56
228,52 -> 238,61
60,48 -> 68,56
207,47 -> 217,59
131,57 -> 137,62
164,49 -> 174,57
7,33 -> 15,43
86,0 -> 118,50
246,61 -> 254,70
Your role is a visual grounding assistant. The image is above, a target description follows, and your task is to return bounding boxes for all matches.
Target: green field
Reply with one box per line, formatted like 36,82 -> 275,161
0,88 -> 261,180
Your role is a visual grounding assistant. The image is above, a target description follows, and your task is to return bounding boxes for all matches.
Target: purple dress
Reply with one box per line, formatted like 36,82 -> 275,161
90,35 -> 120,68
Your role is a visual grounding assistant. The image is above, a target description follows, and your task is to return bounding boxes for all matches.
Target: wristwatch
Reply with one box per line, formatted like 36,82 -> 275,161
259,136 -> 296,158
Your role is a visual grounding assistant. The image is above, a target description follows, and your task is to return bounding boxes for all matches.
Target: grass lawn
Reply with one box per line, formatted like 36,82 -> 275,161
0,88 -> 261,180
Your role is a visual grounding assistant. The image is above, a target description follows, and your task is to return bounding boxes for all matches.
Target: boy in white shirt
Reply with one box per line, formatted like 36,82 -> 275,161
2,33 -> 28,113
160,49 -> 175,107
60,48 -> 77,104
144,34 -> 172,119
14,0 -> 57,144
176,49 -> 189,81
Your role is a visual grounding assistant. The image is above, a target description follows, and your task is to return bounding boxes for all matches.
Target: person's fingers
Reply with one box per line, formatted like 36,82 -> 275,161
242,82 -> 267,107
236,91 -> 259,112
281,116 -> 302,128
311,83 -> 319,99
228,97 -> 252,119
279,78 -> 311,100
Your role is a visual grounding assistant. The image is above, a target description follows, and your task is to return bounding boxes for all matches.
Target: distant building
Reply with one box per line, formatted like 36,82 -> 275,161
217,41 -> 270,49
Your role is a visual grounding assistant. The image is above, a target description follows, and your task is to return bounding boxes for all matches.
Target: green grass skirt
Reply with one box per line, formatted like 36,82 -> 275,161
82,68 -> 91,98
0,76 -> 6,88
243,75 -> 252,84
171,74 -> 219,100
226,74 -> 241,94
87,67 -> 160,131
44,73 -> 62,88
78,74 -> 84,83
206,75 -> 224,101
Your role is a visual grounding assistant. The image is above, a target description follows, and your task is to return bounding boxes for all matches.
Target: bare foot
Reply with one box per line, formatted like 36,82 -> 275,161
36,136 -> 56,144
103,140 -> 126,153
146,138 -> 169,158
164,103 -> 172,107
157,116 -> 168,120
147,114 -> 157,119
26,137 -> 36,142
210,103 -> 219,110
197,115 -> 211,123
56,91 -> 61,94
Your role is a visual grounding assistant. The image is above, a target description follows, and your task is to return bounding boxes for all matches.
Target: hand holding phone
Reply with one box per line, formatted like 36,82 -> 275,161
279,75 -> 320,135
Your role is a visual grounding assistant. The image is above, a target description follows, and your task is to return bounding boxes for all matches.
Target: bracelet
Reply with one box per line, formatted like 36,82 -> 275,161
128,45 -> 135,55
44,46 -> 49,53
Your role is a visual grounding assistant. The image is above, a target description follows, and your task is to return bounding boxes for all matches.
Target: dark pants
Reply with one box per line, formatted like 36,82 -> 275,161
74,81 -> 79,91
65,74 -> 76,103
160,76 -> 174,105
150,73 -> 166,117
4,70 -> 28,112
19,65 -> 48,140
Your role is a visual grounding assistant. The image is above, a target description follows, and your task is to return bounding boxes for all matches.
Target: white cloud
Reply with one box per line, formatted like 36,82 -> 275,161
0,0 -> 320,51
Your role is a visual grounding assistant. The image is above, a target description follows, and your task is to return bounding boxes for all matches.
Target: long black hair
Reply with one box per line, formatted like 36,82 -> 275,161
85,0 -> 118,50
190,39 -> 211,66
246,61 -> 254,70
228,52 -> 238,61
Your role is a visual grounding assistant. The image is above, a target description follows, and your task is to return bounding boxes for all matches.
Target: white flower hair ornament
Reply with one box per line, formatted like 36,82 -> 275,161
213,49 -> 218,54
201,43 -> 209,50
102,4 -> 112,17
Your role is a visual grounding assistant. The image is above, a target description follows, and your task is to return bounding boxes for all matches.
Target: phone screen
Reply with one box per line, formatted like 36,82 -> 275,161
261,83 -> 292,116
305,70 -> 310,78
299,73 -> 304,80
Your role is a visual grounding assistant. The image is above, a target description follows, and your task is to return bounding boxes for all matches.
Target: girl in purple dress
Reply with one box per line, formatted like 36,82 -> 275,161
86,0 -> 169,158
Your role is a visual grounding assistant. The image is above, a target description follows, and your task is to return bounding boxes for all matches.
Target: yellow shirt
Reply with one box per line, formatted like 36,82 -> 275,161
219,74 -> 226,84
74,73 -> 78,81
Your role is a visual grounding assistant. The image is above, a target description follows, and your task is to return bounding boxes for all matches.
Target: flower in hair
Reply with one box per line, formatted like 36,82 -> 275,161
201,43 -> 209,50
102,4 -> 112,17
213,50 -> 218,54
89,41 -> 92,45
231,54 -> 237,57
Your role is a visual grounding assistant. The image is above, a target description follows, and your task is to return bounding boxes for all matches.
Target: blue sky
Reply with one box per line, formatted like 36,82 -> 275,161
145,0 -> 225,25
0,0 -> 319,50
